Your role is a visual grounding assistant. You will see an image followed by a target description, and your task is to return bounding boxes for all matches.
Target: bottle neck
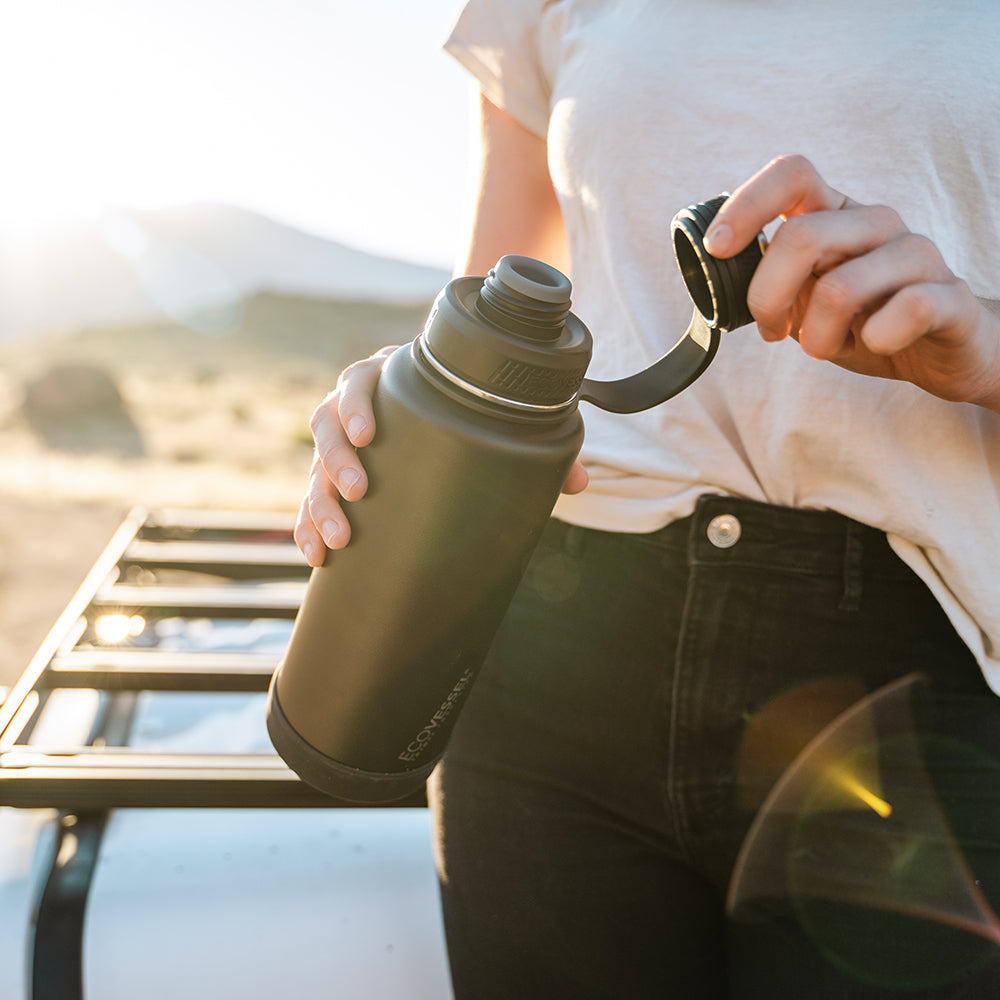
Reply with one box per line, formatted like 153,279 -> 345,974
474,257 -> 571,341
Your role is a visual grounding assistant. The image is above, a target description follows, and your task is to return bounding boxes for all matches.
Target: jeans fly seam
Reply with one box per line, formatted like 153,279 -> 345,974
662,562 -> 704,866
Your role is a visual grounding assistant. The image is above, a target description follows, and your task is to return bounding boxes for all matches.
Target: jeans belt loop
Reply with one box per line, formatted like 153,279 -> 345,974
838,519 -> 866,612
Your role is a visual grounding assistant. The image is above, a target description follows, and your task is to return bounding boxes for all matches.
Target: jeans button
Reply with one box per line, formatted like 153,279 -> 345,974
707,514 -> 741,548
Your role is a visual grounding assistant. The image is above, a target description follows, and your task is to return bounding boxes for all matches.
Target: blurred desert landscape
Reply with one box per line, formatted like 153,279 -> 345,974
0,284 -> 436,689
0,1 -> 467,695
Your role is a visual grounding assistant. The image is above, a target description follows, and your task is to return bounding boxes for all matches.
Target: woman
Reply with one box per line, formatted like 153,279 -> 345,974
295,2 -> 1000,995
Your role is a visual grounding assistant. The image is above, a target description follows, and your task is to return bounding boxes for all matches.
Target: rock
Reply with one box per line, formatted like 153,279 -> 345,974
20,362 -> 145,457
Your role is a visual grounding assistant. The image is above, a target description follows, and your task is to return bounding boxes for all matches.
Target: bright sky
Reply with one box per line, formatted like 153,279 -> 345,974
0,0 -> 472,269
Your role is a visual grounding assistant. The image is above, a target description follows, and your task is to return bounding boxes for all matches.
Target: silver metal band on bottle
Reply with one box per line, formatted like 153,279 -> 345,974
417,338 -> 577,414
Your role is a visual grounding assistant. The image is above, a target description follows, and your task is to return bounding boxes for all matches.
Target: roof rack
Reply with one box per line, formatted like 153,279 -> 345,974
0,508 -> 425,810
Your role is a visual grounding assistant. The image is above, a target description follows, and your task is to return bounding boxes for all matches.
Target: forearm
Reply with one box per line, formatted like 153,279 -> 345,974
454,92 -> 569,278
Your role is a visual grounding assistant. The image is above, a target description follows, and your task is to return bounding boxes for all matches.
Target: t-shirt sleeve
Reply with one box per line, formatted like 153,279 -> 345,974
444,0 -> 553,138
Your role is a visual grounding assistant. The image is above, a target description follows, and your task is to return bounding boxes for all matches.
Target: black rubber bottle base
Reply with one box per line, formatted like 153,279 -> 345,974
265,685 -> 436,804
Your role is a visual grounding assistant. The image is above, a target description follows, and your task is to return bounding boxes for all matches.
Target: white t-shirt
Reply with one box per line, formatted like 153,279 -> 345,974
445,0 -> 1000,690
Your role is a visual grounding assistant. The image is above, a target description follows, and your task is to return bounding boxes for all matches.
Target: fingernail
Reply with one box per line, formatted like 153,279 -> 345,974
321,520 -> 340,546
703,222 -> 732,256
346,415 -> 367,441
302,541 -> 316,565
337,468 -> 361,494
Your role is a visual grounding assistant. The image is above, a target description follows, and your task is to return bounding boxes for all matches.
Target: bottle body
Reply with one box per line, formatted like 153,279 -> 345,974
267,342 -> 584,802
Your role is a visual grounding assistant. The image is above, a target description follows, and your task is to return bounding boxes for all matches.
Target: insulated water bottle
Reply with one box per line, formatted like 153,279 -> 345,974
266,195 -> 762,802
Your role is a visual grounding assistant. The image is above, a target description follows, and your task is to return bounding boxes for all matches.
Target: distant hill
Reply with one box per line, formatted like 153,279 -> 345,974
0,203 -> 450,343
57,291 -> 435,376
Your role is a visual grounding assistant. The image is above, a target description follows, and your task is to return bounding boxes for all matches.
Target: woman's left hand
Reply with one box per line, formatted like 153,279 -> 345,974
703,154 -> 1000,413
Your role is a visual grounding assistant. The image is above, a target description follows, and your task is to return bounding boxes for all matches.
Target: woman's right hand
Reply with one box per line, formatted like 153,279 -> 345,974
294,346 -> 399,567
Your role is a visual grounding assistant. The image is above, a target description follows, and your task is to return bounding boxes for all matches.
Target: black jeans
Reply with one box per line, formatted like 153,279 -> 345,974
430,495 -> 1000,998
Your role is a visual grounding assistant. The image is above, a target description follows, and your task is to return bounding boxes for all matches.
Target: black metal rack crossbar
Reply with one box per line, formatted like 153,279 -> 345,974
0,507 -> 425,810
45,649 -> 281,692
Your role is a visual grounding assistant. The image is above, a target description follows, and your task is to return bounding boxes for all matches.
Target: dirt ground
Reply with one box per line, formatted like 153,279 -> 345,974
0,496 -> 127,687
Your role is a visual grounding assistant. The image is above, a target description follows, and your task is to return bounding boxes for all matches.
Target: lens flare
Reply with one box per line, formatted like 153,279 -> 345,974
95,614 -> 145,644
729,673 -> 1000,990
829,765 -> 892,819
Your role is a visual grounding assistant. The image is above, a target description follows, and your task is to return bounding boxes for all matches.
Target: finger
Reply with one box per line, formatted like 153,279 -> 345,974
704,153 -> 852,258
293,492 -> 326,567
310,392 -> 369,502
861,279 -> 978,356
798,233 -> 951,360
748,204 -> 910,342
336,346 -> 398,447
561,460 -> 589,495
304,452 -> 354,551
